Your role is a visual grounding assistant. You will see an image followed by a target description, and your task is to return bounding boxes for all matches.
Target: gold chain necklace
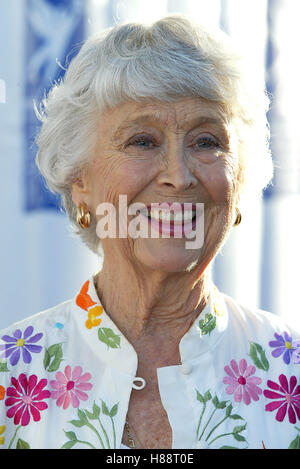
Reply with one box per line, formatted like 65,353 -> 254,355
125,420 -> 136,448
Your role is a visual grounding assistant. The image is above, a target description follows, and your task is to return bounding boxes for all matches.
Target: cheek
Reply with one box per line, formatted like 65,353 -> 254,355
195,162 -> 236,207
90,156 -> 155,207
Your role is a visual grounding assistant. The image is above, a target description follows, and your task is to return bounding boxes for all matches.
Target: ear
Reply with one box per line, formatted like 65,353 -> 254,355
71,166 -> 91,207
234,190 -> 241,208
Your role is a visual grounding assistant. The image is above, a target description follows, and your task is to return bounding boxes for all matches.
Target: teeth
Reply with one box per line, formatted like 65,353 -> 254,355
184,210 -> 196,220
149,209 -> 160,220
174,212 -> 183,221
148,208 -> 196,222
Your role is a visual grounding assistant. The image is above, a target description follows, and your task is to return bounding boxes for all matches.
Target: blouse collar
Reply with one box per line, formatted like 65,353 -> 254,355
72,276 -> 228,374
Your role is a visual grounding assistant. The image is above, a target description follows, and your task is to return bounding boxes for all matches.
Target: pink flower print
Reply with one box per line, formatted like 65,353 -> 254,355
263,374 -> 300,424
5,373 -> 50,426
223,359 -> 262,405
50,365 -> 92,409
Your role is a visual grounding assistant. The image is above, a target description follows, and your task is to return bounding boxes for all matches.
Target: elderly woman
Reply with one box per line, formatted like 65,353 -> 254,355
1,15 -> 299,450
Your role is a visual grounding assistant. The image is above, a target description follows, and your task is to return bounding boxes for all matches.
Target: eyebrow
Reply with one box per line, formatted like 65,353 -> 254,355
112,114 -> 227,141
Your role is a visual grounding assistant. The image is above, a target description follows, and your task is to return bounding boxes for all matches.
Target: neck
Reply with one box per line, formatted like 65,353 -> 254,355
94,255 -> 212,348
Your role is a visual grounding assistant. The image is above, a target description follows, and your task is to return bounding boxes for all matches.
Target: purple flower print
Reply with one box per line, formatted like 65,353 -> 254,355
292,342 -> 300,363
269,332 -> 300,365
223,358 -> 262,405
0,326 -> 43,366
263,374 -> 300,424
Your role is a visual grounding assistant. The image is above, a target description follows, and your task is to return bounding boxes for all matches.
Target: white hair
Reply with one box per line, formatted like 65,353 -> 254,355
35,14 -> 273,254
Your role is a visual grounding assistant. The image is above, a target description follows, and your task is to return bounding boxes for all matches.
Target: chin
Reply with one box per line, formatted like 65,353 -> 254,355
133,238 -> 203,273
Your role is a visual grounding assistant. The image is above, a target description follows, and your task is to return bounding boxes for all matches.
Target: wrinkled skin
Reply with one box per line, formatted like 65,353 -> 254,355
72,97 -> 241,448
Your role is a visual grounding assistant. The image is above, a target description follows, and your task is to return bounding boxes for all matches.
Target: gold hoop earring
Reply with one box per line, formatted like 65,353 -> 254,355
233,208 -> 242,227
77,203 -> 91,229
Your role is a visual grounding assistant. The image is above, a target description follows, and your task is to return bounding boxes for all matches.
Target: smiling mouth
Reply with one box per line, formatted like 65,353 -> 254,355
136,203 -> 200,237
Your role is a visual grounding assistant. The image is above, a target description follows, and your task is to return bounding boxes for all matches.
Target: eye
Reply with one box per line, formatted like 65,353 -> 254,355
125,135 -> 157,149
192,136 -> 221,150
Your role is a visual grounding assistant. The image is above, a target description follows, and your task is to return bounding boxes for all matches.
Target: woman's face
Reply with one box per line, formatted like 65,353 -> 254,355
73,97 -> 240,274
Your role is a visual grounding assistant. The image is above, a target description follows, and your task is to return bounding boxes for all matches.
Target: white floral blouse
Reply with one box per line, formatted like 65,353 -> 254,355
0,277 -> 300,449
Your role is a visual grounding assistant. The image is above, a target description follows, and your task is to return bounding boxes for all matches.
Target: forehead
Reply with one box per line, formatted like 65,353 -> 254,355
99,97 -> 228,138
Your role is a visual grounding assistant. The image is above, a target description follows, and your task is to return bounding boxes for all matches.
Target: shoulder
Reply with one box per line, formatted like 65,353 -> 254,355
221,292 -> 300,372
0,299 -> 73,341
223,293 -> 300,339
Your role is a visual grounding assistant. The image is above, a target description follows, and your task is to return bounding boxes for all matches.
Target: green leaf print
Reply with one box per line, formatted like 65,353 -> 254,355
195,389 -> 247,448
212,395 -> 227,409
16,438 -> 30,449
289,435 -> 300,449
288,427 -> 300,449
110,403 -> 119,418
61,440 -> 77,449
249,342 -> 269,371
0,359 -> 9,372
69,408 -> 89,428
62,430 -> 94,449
196,390 -> 205,403
64,431 -> 77,441
225,403 -> 233,417
98,328 -> 121,349
63,399 -> 119,449
43,343 -> 64,372
85,402 -> 101,420
198,313 -> 217,335
229,413 -> 244,420
196,390 -> 212,403
101,400 -> 110,416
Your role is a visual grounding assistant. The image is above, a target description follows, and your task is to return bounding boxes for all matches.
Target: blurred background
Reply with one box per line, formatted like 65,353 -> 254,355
0,0 -> 299,329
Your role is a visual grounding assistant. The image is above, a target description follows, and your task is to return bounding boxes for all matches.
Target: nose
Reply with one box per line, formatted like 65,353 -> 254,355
156,146 -> 198,191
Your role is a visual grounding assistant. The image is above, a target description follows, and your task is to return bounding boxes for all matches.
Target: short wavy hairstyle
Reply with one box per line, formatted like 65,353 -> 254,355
35,14 -> 273,254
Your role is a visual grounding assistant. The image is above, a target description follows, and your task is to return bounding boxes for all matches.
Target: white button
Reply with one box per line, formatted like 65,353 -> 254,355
180,363 -> 192,375
196,441 -> 209,449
